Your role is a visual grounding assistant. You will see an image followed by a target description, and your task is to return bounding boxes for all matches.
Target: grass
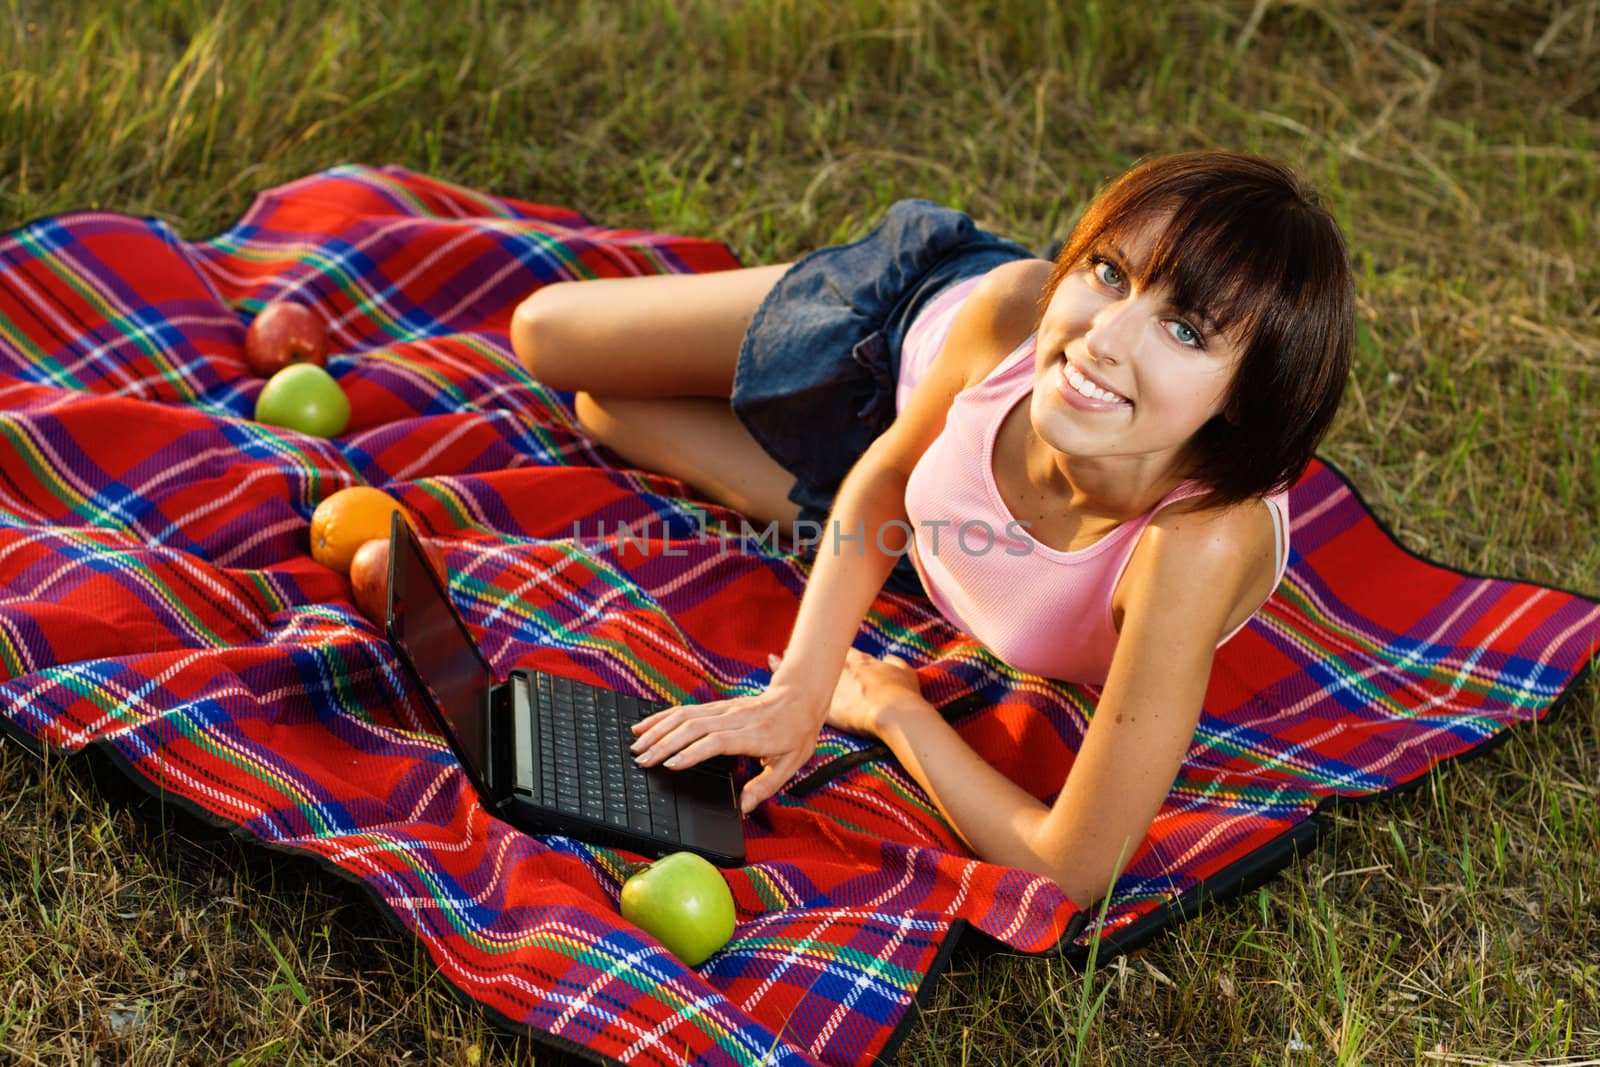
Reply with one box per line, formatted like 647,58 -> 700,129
2,0 -> 1598,1061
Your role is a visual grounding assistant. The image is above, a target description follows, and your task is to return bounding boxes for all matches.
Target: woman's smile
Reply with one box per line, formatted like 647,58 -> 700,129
1057,355 -> 1132,409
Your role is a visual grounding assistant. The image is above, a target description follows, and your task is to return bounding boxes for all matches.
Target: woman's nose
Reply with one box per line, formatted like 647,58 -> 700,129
1085,298 -> 1138,365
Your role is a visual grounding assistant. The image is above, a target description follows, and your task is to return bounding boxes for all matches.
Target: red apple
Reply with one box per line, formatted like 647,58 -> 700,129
244,300 -> 328,376
349,533 -> 448,625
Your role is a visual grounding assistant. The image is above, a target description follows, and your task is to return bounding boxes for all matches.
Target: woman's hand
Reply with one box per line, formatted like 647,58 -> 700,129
630,674 -> 830,814
817,647 -> 928,739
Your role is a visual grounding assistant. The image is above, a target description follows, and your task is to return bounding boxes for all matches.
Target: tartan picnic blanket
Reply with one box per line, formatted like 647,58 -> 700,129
2,164 -> 1597,1066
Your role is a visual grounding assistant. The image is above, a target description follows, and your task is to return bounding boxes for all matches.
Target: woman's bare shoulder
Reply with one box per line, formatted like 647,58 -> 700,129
871,258 -> 1053,475
943,258 -> 1054,388
1118,496 -> 1280,640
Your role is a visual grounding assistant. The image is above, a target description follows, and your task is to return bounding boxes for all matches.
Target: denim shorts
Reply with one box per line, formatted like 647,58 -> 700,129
730,199 -> 1032,596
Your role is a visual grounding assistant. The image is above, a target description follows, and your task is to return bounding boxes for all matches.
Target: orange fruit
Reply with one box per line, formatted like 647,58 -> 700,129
309,486 -> 406,575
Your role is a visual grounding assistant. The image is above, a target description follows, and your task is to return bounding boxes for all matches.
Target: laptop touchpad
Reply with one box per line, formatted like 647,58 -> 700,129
675,770 -> 744,850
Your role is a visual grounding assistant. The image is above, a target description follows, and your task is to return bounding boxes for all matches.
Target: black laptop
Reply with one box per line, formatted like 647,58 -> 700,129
383,512 -> 745,867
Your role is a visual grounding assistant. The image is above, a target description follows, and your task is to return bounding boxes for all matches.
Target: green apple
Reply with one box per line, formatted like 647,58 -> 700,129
254,363 -> 350,438
619,852 -> 737,966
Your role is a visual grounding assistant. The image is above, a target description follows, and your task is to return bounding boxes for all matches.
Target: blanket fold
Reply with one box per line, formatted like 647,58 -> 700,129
2,165 -> 1595,1066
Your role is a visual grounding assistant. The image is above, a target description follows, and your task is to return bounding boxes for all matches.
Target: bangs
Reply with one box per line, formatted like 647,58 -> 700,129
1089,192 -> 1309,347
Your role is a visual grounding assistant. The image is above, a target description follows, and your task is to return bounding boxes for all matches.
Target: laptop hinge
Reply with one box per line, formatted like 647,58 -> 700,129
487,685 -> 516,802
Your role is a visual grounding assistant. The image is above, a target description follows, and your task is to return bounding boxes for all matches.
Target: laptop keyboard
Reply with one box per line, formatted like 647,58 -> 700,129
519,673 -> 679,839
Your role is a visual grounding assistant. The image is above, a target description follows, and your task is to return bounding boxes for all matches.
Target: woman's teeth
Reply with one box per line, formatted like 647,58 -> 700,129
1065,363 -> 1130,404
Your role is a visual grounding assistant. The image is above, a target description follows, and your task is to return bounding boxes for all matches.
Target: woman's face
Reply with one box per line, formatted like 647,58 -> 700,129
1028,216 -> 1245,489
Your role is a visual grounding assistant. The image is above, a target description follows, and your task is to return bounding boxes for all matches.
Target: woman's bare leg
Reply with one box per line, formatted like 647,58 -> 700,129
511,265 -> 803,532
574,394 -> 802,534
512,264 -> 792,397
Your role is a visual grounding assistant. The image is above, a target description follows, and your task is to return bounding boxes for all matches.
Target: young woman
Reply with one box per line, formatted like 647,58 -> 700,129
511,152 -> 1354,907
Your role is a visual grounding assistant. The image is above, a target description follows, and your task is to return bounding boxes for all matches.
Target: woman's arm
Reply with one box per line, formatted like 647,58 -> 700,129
632,259 -> 1052,812
635,442 -> 916,812
841,499 -> 1276,907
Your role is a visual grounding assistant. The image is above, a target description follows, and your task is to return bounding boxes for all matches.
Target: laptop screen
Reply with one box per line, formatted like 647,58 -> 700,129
388,515 -> 493,787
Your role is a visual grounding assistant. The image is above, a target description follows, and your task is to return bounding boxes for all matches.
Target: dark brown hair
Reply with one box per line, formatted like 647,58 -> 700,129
1044,151 -> 1354,507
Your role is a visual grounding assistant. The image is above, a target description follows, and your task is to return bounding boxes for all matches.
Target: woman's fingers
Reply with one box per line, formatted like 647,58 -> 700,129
652,728 -> 740,771
631,689 -> 763,744
631,696 -> 810,768
631,702 -> 733,766
624,670 -> 830,807
738,767 -> 780,815
628,704 -> 693,750
738,748 -> 809,814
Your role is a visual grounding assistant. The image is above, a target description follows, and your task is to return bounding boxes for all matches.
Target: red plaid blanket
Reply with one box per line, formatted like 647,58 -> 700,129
2,166 -> 1595,1065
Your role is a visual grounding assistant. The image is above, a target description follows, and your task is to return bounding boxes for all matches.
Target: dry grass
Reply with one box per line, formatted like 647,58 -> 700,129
2,0 -> 1598,1062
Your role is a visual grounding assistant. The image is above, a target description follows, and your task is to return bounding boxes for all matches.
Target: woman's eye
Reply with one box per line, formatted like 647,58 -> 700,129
1167,320 -> 1204,348
1091,258 -> 1124,289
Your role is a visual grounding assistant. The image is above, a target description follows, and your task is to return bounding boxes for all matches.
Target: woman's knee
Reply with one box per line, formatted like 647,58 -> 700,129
571,390 -> 615,442
511,284 -> 581,387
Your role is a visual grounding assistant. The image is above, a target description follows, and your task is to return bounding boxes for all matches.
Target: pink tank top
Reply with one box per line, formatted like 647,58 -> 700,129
897,281 -> 1290,686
